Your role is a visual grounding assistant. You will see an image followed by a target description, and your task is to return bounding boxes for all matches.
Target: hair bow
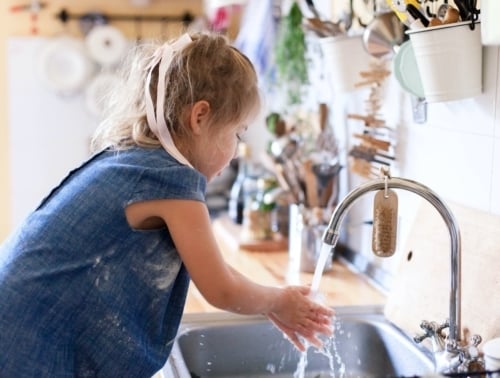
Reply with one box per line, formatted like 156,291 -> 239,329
145,33 -> 193,167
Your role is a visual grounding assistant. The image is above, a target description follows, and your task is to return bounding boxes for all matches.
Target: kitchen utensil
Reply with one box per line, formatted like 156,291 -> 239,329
442,7 -> 460,24
350,158 -> 379,179
269,134 -> 299,161
315,104 -> 338,154
312,160 -> 342,208
353,133 -> 392,151
268,136 -> 304,203
303,17 -> 341,37
453,0 -> 471,22
348,114 -> 386,127
362,11 -> 405,59
350,145 -> 394,165
384,0 -> 421,26
339,7 -> 353,33
37,35 -> 95,96
406,4 -> 429,27
271,161 -> 289,191
302,159 -> 319,208
304,0 -> 342,35
349,147 -> 389,166
393,40 -> 425,98
437,4 -> 450,19
356,144 -> 395,160
355,66 -> 392,88
319,102 -> 327,131
318,175 -> 334,208
304,0 -> 320,19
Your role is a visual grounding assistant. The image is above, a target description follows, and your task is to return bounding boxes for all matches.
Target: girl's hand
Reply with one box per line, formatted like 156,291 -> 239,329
266,286 -> 335,351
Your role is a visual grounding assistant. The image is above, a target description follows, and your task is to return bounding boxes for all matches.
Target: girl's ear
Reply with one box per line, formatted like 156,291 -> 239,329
190,100 -> 211,135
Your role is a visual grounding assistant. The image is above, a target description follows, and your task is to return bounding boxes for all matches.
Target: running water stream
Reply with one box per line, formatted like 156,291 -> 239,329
293,242 -> 345,377
311,243 -> 334,293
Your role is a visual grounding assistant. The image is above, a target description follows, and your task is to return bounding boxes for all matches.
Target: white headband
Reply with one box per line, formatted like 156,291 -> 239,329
145,33 -> 193,167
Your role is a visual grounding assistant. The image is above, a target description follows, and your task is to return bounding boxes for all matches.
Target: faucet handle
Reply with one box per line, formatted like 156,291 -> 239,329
414,320 -> 449,343
435,319 -> 450,335
414,320 -> 433,343
454,334 -> 484,373
469,334 -> 482,347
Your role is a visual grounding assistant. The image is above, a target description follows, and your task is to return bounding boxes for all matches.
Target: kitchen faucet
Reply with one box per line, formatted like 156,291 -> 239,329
321,174 -> 484,373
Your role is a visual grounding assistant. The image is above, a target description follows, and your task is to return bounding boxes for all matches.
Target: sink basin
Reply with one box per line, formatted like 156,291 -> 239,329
164,305 -> 434,377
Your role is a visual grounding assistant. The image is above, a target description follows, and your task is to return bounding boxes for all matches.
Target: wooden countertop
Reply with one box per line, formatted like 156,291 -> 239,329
185,216 -> 385,313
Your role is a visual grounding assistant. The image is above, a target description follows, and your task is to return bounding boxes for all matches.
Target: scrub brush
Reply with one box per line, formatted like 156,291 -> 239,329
372,186 -> 398,257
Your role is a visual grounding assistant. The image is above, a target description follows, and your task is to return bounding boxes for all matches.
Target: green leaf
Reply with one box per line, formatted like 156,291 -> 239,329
274,1 -> 309,105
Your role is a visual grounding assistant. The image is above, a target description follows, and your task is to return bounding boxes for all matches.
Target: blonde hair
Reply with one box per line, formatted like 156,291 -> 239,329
90,33 -> 260,152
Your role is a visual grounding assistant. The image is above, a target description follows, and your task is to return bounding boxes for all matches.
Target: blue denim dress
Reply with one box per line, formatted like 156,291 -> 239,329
0,147 -> 206,377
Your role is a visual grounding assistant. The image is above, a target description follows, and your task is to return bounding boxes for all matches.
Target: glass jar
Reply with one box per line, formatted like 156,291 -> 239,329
240,176 -> 278,242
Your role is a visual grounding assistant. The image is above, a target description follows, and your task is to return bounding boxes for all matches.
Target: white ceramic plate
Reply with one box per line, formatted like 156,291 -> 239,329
85,25 -> 128,67
37,36 -> 94,95
84,71 -> 120,117
393,40 -> 425,98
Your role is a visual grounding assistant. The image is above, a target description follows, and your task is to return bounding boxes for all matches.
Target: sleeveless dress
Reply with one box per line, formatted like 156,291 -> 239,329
0,147 -> 206,377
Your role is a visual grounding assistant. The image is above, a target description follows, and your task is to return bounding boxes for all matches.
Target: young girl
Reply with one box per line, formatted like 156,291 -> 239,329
0,32 -> 333,377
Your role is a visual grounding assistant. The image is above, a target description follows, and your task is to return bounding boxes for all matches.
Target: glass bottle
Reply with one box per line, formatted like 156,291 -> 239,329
228,142 -> 255,224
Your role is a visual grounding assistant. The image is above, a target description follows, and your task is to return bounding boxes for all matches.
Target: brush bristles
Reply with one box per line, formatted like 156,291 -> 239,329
372,189 -> 398,257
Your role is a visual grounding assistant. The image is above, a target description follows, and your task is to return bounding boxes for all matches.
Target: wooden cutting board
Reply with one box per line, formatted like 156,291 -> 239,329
384,199 -> 500,351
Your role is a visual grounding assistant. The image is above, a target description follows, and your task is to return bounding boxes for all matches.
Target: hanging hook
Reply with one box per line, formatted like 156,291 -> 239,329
380,166 -> 391,198
384,174 -> 389,198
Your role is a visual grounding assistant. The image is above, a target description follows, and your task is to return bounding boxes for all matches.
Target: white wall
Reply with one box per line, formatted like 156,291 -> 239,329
399,45 -> 500,214
7,38 -> 98,228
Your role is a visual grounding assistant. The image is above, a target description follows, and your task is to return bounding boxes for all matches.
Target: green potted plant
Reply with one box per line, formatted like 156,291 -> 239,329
274,1 -> 309,106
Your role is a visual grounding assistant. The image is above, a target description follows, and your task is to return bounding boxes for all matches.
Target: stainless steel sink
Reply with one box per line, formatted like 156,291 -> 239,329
163,306 -> 434,377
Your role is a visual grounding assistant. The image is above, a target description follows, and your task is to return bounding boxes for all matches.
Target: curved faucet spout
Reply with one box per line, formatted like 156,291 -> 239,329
322,177 -> 462,343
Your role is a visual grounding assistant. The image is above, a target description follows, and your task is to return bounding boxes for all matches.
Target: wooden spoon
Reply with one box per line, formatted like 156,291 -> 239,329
302,159 -> 319,208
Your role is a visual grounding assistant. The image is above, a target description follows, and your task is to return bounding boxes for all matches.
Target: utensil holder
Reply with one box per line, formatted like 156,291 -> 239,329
406,21 -> 482,103
288,204 -> 333,273
319,34 -> 371,93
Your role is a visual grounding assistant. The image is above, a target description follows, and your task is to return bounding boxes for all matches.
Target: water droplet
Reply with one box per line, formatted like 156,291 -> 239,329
266,363 -> 276,373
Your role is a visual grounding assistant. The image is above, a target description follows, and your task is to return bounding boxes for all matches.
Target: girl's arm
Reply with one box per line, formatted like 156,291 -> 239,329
126,198 -> 334,350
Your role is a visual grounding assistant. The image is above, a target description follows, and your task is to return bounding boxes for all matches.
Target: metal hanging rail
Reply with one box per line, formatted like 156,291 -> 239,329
55,8 -> 195,26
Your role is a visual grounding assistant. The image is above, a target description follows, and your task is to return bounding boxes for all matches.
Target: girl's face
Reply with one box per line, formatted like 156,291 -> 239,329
186,100 -> 257,182
195,122 -> 248,182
